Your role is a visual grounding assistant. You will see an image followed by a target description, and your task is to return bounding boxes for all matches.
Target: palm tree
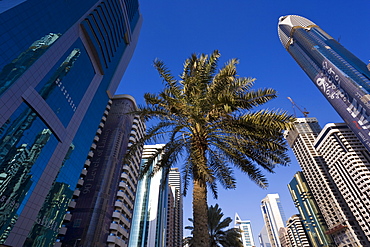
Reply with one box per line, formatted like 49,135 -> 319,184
185,203 -> 243,247
131,50 -> 294,246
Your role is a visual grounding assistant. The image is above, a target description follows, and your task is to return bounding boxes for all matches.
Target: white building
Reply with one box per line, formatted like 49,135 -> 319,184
260,194 -> 287,247
284,118 -> 370,246
128,144 -> 168,247
285,214 -> 310,247
234,213 -> 255,247
315,123 -> 370,244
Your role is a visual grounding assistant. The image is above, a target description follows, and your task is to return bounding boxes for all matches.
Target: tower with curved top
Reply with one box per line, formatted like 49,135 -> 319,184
278,15 -> 370,153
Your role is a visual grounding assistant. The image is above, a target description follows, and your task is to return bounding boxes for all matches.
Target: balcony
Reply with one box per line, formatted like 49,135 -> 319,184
84,160 -> 91,167
73,190 -> 81,197
68,201 -> 76,209
64,213 -> 72,221
59,227 -> 67,235
77,179 -> 84,187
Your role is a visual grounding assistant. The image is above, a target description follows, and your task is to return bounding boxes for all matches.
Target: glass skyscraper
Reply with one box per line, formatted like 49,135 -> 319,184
0,1 -> 142,246
128,144 -> 168,247
278,15 -> 370,152
288,172 -> 334,246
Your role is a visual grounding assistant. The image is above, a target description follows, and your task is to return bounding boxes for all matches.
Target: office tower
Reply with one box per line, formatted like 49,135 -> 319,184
129,144 -> 169,247
288,172 -> 334,246
234,213 -> 255,247
167,168 -> 183,247
0,1 -> 142,246
260,194 -> 287,247
278,15 -> 370,152
285,214 -> 310,247
60,95 -> 145,246
285,118 -> 369,246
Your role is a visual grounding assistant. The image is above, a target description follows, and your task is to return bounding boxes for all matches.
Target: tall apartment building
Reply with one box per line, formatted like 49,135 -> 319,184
61,95 -> 145,246
234,213 -> 255,247
128,144 -> 169,247
315,123 -> 370,243
288,172 -> 334,246
278,227 -> 289,247
285,118 -> 370,246
285,214 -> 310,247
167,168 -> 183,247
278,15 -> 370,152
0,1 -> 142,246
260,194 -> 287,247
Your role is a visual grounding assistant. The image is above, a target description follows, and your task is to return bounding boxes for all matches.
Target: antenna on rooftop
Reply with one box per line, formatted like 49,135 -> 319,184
287,97 -> 309,117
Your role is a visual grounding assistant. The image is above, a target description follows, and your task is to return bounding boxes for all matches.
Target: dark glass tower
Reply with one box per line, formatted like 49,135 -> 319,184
0,1 -> 142,246
278,15 -> 370,152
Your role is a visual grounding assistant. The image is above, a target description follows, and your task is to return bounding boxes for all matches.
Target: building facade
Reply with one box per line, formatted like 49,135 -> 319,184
315,123 -> 370,244
278,15 -> 370,152
285,214 -> 310,247
288,171 -> 334,246
0,1 -> 142,246
285,118 -> 370,246
128,144 -> 168,247
167,168 -> 183,247
234,213 -> 255,247
260,194 -> 287,247
259,226 -> 272,247
60,95 -> 145,246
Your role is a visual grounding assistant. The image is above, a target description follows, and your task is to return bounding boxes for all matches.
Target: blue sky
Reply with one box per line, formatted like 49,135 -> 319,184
117,0 -> 370,243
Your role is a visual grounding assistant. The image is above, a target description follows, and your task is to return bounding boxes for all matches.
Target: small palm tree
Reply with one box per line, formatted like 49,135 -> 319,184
130,50 -> 294,246
185,204 -> 243,247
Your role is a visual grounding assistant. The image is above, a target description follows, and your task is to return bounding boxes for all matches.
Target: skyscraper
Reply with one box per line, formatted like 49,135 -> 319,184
128,144 -> 168,247
259,226 -> 272,247
260,194 -> 287,247
234,213 -> 255,247
315,123 -> 370,244
284,214 -> 310,247
278,15 -> 370,152
0,1 -> 142,246
61,95 -> 145,246
167,168 -> 183,247
284,118 -> 370,246
288,172 -> 334,246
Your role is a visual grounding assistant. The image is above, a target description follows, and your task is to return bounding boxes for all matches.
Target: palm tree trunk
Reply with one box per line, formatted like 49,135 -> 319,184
192,178 -> 210,246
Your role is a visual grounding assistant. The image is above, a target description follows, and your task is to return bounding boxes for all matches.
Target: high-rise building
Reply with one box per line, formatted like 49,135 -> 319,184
167,168 -> 183,247
315,123 -> 370,243
128,144 -> 169,247
260,194 -> 287,247
284,118 -> 370,246
288,172 -> 334,246
61,95 -> 145,246
285,214 -> 310,247
278,15 -> 370,152
0,1 -> 142,246
234,213 -> 255,247
259,226 -> 272,247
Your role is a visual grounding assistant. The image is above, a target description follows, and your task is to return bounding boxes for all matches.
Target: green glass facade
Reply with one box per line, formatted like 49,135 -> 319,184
288,172 -> 335,247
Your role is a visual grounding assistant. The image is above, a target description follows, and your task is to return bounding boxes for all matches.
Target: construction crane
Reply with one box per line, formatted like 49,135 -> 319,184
287,97 -> 309,117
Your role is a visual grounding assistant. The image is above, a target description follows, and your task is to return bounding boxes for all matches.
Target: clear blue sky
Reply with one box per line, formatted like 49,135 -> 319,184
117,0 -> 370,243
